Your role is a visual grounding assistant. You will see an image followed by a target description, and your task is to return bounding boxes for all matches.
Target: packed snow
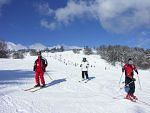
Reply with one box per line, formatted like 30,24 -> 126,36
0,51 -> 150,113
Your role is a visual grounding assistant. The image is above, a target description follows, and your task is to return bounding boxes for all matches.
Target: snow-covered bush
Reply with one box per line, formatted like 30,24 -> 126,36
0,40 -> 9,58
96,45 -> 150,69
12,52 -> 24,59
50,46 -> 64,53
29,49 -> 37,56
72,49 -> 80,54
84,46 -> 93,55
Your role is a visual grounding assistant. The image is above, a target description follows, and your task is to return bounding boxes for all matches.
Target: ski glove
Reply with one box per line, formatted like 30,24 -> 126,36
135,70 -> 138,74
33,66 -> 36,71
122,68 -> 124,72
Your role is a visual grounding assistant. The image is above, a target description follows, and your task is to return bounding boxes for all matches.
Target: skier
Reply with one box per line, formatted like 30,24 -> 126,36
122,58 -> 138,100
33,51 -> 48,88
80,57 -> 89,80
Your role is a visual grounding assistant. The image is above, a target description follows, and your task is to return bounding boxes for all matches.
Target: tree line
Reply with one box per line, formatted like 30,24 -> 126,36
0,40 -> 65,59
96,45 -> 150,69
0,40 -> 150,69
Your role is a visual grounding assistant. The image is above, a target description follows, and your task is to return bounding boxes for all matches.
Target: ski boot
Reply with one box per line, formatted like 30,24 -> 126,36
130,94 -> 138,100
125,94 -> 134,101
40,84 -> 46,88
34,84 -> 40,88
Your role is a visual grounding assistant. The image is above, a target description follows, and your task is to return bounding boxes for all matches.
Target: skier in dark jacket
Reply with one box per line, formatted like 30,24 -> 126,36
33,51 -> 48,88
122,58 -> 138,100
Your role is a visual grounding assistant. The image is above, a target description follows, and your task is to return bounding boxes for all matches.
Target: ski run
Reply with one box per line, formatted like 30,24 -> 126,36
0,51 -> 150,113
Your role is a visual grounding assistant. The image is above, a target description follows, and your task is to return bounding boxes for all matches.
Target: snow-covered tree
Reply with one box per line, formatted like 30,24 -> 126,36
0,40 -> 9,58
96,45 -> 150,69
12,52 -> 24,59
84,46 -> 93,55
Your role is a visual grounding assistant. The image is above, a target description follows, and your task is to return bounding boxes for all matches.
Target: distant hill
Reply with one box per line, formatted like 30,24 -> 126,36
7,42 -> 27,51
7,42 -> 82,51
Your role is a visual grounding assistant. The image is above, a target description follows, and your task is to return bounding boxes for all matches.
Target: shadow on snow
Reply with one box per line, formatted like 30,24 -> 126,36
88,76 -> 95,81
47,78 -> 66,87
0,70 -> 34,85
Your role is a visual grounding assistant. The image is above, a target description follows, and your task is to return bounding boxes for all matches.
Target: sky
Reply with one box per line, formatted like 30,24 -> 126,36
0,0 -> 150,48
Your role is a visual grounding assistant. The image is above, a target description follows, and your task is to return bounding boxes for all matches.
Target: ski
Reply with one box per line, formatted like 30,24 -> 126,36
24,87 -> 37,91
78,79 -> 85,82
84,79 -> 89,83
136,100 -> 150,107
79,79 -> 90,83
112,96 -> 137,102
112,96 -> 150,105
30,85 -> 48,92
124,98 -> 137,102
30,87 -> 42,92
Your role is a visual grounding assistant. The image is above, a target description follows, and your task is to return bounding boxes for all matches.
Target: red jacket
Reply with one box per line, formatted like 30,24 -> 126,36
33,56 -> 48,72
123,64 -> 137,79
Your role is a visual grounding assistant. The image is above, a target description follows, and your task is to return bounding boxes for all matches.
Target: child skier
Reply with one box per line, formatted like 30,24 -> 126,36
80,57 -> 89,80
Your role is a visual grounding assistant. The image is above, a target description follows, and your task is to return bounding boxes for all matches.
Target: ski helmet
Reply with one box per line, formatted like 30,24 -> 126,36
83,57 -> 86,62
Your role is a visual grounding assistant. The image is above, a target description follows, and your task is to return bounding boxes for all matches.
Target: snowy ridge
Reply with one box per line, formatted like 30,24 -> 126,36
48,44 -> 63,50
0,51 -> 150,113
48,44 -> 83,50
7,42 -> 82,51
7,42 -> 27,51
29,43 -> 47,50
62,45 -> 83,50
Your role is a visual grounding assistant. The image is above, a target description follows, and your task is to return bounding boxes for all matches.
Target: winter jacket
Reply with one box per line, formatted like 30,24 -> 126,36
122,64 -> 138,79
33,57 -> 48,72
80,61 -> 89,71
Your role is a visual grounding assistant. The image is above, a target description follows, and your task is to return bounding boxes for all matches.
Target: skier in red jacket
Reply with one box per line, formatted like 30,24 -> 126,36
33,51 -> 48,88
122,58 -> 138,101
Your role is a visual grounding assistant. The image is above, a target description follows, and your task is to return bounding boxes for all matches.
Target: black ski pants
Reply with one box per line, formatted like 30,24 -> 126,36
125,76 -> 135,94
82,71 -> 89,79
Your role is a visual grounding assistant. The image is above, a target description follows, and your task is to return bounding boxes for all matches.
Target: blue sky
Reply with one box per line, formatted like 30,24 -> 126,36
0,0 -> 150,48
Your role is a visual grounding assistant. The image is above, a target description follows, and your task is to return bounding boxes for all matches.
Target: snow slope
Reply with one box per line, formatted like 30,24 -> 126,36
0,51 -> 150,113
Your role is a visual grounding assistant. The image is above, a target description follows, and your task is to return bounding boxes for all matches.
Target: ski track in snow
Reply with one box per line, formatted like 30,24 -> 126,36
0,51 -> 150,113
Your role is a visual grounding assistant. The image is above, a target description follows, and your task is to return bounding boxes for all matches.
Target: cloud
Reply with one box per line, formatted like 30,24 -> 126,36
37,2 -> 54,16
54,0 -> 94,25
38,0 -> 150,34
41,19 -> 59,30
0,0 -> 11,16
39,0 -> 94,30
96,0 -> 150,33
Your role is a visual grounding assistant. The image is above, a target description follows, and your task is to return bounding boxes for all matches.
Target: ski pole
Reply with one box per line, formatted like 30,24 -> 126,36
137,74 -> 142,90
119,72 -> 123,85
45,72 -> 53,80
120,80 -> 134,90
